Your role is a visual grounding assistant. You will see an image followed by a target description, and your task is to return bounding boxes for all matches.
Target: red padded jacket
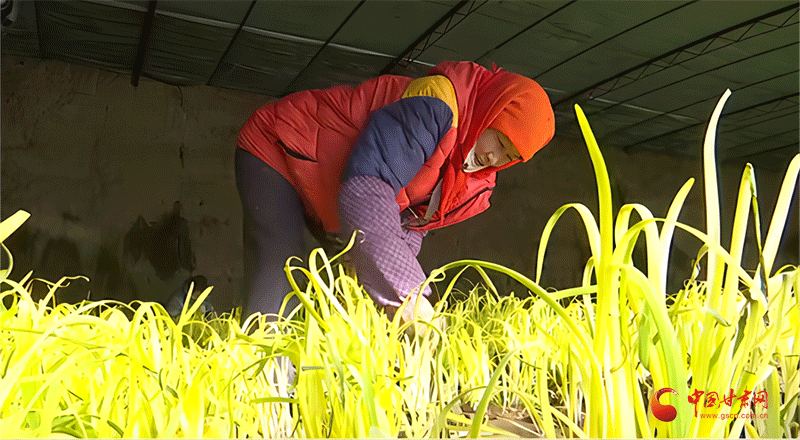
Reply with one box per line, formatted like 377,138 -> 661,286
237,61 -> 554,233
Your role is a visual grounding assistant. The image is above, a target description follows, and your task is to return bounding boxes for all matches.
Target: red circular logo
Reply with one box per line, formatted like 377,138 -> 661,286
651,387 -> 678,422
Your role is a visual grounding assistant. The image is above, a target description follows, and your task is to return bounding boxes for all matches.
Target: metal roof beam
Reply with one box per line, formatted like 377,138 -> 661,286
207,0 -> 257,86
281,0 -> 365,96
380,0 -> 485,76
600,69 -> 798,143
535,1 -> 698,81
474,1 -> 575,64
590,41 -> 797,119
622,92 -> 799,153
131,0 -> 157,87
724,98 -> 799,127
722,128 -> 798,160
553,3 -> 799,108
726,141 -> 798,163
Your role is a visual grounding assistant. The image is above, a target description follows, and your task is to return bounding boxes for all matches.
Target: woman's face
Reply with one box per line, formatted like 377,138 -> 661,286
472,128 -> 522,168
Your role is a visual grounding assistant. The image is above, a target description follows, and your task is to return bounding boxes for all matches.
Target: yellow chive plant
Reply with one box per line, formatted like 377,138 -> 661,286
422,91 -> 798,438
0,221 -> 506,438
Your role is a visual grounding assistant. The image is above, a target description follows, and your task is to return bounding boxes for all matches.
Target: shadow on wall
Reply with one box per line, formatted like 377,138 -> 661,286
123,201 -> 194,282
2,201 -> 217,311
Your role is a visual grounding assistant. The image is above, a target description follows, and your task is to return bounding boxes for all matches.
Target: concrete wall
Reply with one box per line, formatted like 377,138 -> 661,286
2,56 -> 797,312
1,56 -> 267,311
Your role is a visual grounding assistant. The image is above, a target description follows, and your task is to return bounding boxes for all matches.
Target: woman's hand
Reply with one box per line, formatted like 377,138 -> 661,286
385,294 -> 444,338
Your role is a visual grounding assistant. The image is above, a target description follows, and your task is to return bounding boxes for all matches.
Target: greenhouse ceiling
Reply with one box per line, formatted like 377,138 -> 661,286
2,0 -> 798,170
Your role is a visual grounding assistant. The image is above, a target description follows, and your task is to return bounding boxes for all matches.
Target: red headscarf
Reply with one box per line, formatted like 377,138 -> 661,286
427,61 -> 555,212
